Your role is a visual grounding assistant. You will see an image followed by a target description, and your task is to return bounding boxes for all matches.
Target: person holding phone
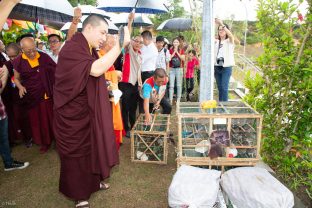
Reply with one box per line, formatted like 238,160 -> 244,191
214,18 -> 235,102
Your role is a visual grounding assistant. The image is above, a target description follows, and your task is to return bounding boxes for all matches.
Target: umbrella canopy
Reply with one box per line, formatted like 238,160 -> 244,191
60,15 -> 118,34
157,18 -> 192,32
8,0 -> 73,29
78,5 -> 111,20
111,13 -> 153,27
97,0 -> 168,14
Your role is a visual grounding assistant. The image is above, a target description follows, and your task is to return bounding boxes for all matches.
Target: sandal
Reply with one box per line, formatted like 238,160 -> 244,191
100,182 -> 110,190
75,201 -> 90,208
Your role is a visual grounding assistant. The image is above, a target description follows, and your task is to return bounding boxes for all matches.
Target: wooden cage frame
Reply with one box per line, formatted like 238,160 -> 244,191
131,114 -> 170,165
176,102 -> 263,171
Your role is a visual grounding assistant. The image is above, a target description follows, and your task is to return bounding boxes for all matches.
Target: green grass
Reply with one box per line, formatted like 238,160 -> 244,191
0,139 -> 177,208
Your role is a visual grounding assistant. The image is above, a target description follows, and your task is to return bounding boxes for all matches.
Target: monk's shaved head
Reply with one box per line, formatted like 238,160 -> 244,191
82,14 -> 109,48
20,37 -> 36,49
20,37 -> 37,60
82,14 -> 108,31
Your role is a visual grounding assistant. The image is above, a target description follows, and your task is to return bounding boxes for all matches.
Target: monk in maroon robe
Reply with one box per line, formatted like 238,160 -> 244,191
1,43 -> 32,144
53,15 -> 130,207
13,37 -> 55,153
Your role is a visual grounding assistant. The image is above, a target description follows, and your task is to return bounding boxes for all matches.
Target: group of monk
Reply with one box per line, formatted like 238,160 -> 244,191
0,0 -> 174,207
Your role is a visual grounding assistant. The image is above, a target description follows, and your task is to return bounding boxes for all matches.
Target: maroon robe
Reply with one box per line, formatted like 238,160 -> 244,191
2,60 -> 32,143
12,52 -> 55,150
53,32 -> 119,200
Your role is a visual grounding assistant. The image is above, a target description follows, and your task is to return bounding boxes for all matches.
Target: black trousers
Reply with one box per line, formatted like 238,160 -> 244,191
186,78 -> 194,101
119,82 -> 139,132
159,98 -> 172,114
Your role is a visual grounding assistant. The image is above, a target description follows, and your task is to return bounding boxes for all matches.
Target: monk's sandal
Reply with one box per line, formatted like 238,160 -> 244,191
75,201 -> 89,208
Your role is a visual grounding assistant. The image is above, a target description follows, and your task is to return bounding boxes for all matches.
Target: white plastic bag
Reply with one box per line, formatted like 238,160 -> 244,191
168,165 -> 221,208
221,167 -> 294,208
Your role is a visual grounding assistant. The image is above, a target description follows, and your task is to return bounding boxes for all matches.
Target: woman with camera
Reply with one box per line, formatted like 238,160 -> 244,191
169,37 -> 185,104
214,18 -> 235,101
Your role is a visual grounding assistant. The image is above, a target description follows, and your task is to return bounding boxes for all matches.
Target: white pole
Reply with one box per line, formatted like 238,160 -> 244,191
199,0 -> 214,102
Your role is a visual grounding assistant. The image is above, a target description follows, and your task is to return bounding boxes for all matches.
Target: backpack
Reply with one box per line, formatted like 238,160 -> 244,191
171,56 -> 181,68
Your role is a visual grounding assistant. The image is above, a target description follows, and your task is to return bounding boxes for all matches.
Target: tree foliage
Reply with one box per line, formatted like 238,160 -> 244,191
68,0 -> 97,7
244,0 -> 312,200
150,0 -> 195,43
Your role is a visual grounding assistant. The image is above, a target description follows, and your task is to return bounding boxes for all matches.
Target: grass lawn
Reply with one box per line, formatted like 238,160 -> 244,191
0,137 -> 177,208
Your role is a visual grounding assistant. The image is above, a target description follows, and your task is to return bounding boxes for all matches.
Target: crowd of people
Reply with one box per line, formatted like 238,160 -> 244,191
0,0 -> 235,207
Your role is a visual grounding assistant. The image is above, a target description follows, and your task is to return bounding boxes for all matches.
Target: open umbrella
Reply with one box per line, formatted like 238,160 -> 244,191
97,0 -> 168,14
60,15 -> 118,35
111,13 -> 153,27
78,5 -> 111,20
157,18 -> 192,32
8,0 -> 73,29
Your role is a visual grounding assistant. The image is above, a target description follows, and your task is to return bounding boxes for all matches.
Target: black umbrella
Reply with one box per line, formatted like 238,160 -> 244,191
8,0 -> 73,29
157,18 -> 192,32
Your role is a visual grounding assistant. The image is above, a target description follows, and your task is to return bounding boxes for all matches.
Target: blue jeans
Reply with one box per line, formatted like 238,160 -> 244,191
169,67 -> 183,103
214,66 -> 232,101
0,117 -> 13,167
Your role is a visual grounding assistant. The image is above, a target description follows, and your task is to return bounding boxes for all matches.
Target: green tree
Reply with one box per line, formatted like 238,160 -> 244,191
68,0 -> 97,7
244,0 -> 312,201
150,0 -> 193,43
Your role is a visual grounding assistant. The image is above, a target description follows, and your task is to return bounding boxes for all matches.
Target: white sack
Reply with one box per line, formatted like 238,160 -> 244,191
221,167 -> 294,208
168,165 -> 221,208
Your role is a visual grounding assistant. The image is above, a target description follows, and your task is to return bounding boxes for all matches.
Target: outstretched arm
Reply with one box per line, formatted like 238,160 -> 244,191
66,7 -> 82,41
0,0 -> 21,31
90,27 -> 131,77
215,18 -> 235,44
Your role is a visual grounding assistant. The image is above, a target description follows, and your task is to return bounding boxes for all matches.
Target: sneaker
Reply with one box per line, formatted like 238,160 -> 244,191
4,161 -> 29,171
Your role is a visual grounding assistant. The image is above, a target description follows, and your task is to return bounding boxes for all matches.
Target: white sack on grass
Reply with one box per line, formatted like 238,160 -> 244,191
221,167 -> 294,208
168,165 -> 221,208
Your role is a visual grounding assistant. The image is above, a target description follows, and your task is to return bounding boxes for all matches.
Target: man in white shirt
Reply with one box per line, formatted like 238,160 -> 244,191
47,34 -> 62,63
155,35 -> 170,72
140,30 -> 158,83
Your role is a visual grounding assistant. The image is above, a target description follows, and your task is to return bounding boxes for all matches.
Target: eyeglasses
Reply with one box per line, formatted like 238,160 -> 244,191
48,40 -> 60,44
132,39 -> 143,44
23,48 -> 37,54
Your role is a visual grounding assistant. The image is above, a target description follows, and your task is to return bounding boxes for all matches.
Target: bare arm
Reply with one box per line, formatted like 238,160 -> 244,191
90,27 -> 130,77
127,12 -> 135,34
215,18 -> 234,44
0,66 -> 9,94
144,98 -> 152,124
66,7 -> 82,41
0,0 -> 21,31
176,51 -> 185,61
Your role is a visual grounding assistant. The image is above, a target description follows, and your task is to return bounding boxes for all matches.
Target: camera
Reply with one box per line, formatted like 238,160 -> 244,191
216,57 -> 224,66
